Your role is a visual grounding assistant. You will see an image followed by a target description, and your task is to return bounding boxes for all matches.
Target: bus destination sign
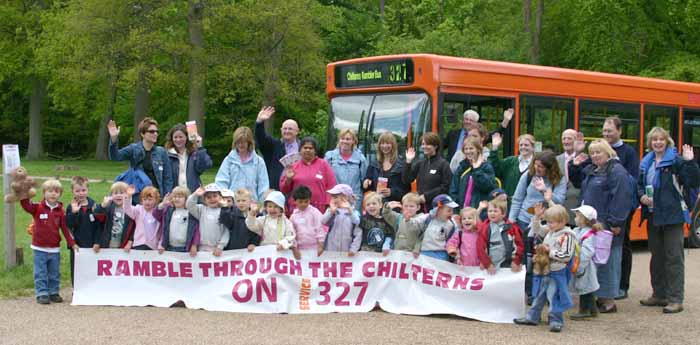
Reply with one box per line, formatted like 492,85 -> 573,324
335,59 -> 414,88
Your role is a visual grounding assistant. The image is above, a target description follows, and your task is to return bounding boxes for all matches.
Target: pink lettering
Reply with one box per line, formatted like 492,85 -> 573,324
97,260 -> 112,276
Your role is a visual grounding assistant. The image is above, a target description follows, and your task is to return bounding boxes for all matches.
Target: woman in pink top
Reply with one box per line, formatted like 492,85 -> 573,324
280,137 -> 337,215
124,186 -> 162,251
447,207 -> 480,266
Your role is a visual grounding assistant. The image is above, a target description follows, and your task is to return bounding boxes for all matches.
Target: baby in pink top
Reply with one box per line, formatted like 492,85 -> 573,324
447,207 -> 480,266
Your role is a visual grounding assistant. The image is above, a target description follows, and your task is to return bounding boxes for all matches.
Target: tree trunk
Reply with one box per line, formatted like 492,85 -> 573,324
188,0 -> 206,137
523,0 -> 533,63
26,77 -> 47,160
95,77 -> 118,160
262,30 -> 282,134
133,70 -> 150,142
532,0 -> 544,64
379,0 -> 384,17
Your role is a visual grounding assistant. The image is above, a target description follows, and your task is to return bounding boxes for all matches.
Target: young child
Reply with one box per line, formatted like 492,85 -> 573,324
188,184 -> 230,256
417,194 -> 458,261
476,199 -> 524,275
20,179 -> 78,304
359,192 -> 394,255
94,182 -> 134,251
321,184 -> 362,256
290,186 -> 325,255
246,191 -> 296,252
154,186 -> 199,256
220,188 -> 260,252
65,176 -> 101,286
514,204 -> 576,332
221,189 -> 235,208
384,192 -> 429,258
447,207 -> 481,266
569,205 -> 601,320
124,186 -> 161,251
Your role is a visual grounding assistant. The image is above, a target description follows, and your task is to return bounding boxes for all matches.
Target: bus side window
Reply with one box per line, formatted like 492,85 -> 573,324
579,100 -> 640,151
519,95 -> 575,153
645,105 -> 679,146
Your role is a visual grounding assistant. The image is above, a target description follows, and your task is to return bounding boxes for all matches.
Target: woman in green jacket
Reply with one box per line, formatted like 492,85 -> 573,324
488,133 -> 536,197
449,137 -> 497,210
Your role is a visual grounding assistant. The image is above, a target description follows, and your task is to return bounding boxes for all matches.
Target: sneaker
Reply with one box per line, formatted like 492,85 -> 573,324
36,295 -> 50,304
569,310 -> 593,320
598,303 -> 617,314
550,324 -> 563,333
49,294 -> 63,303
662,303 -> 684,314
640,296 -> 668,307
513,317 -> 538,326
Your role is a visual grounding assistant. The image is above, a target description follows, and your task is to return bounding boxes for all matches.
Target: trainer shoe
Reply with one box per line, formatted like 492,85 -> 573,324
36,295 -> 50,304
513,318 -> 538,326
662,303 -> 684,314
640,296 -> 668,307
549,324 -> 563,333
49,294 -> 63,303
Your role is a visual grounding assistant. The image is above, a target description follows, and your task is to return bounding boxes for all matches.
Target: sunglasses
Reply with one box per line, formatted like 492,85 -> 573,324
145,129 -> 159,134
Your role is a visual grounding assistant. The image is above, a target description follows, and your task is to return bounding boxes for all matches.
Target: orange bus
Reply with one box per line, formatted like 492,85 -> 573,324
325,54 -> 700,246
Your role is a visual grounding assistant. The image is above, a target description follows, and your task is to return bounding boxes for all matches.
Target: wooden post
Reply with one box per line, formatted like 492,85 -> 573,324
3,144 -> 20,269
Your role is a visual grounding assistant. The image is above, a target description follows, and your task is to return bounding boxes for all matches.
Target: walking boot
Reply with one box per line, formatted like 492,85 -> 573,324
640,296 -> 668,307
662,303 -> 684,314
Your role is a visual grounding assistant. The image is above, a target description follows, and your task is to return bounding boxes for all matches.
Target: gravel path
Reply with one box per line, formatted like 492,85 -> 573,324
1,250 -> 698,345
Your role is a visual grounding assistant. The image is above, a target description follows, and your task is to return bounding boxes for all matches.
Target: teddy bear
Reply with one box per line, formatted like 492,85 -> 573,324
532,244 -> 551,276
4,166 -> 37,203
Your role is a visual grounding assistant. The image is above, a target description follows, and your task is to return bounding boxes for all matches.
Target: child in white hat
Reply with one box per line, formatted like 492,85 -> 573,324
188,183 -> 230,256
569,204 -> 605,320
245,190 -> 296,252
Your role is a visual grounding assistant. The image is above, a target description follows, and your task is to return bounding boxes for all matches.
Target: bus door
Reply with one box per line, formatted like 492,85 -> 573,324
683,108 -> 700,160
520,95 -> 575,153
439,93 -> 516,157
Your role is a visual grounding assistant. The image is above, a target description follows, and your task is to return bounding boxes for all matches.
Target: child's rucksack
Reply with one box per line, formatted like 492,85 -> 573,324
580,229 -> 613,265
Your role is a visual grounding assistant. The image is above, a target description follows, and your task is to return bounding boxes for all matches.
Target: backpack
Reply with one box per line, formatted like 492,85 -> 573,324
581,229 -> 613,265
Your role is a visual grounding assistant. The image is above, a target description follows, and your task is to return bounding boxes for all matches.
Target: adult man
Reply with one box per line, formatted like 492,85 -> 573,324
556,129 -> 582,223
444,108 -> 514,162
602,116 -> 639,300
254,106 -> 300,190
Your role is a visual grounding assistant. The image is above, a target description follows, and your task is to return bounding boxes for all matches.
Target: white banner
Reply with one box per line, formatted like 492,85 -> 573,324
73,246 -> 525,323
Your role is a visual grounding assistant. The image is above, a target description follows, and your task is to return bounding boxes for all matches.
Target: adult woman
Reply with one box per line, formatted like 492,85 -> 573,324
108,117 -> 173,194
325,129 -> 367,210
362,132 -> 411,203
508,151 -> 567,300
449,123 -> 490,173
165,124 -> 213,193
280,136 -> 337,214
489,133 -> 536,197
638,127 -> 698,314
449,137 -> 497,210
215,127 -> 269,202
403,132 -> 452,209
569,139 -> 632,313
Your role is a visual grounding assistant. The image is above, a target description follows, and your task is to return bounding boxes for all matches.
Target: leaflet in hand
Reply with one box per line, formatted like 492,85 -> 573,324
185,121 -> 198,141
279,152 -> 301,168
377,177 -> 388,191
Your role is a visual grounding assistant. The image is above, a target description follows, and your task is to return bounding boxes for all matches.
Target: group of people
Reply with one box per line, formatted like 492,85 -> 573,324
21,107 -> 697,332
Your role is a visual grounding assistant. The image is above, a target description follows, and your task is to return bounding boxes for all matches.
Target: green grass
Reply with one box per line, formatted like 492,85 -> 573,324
0,159 -> 220,298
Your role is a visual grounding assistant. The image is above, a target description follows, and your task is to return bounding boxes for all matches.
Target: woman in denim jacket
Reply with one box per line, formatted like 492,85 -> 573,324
325,129 -> 367,211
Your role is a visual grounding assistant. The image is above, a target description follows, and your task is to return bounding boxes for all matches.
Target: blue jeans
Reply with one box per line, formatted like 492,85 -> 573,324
526,276 -> 564,327
596,242 -> 622,299
33,250 -> 61,297
421,250 -> 449,261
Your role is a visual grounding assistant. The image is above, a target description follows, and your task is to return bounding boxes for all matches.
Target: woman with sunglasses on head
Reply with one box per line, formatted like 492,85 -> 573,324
108,117 -> 174,194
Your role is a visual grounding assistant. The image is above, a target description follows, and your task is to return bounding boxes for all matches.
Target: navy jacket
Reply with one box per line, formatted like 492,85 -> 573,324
220,206 -> 261,250
254,121 -> 299,190
613,142 -> 640,180
363,158 -> 411,203
168,147 -> 213,192
638,148 -> 700,226
109,140 -> 174,194
570,159 -> 632,244
94,203 -> 134,248
65,197 -> 102,248
154,206 -> 199,252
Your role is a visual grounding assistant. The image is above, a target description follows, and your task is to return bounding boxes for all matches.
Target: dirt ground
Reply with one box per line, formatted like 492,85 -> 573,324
1,249 -> 698,345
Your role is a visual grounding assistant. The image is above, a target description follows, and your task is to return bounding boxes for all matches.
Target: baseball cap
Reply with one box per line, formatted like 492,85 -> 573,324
432,194 -> 459,209
203,183 -> 222,194
572,205 -> 597,221
327,184 -> 354,197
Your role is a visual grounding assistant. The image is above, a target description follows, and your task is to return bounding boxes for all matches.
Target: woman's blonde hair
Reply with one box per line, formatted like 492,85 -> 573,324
462,137 -> 483,157
337,129 -> 358,150
376,132 -> 398,163
232,126 -> 255,151
518,134 -> 536,147
588,139 -> 617,159
646,126 -> 675,151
